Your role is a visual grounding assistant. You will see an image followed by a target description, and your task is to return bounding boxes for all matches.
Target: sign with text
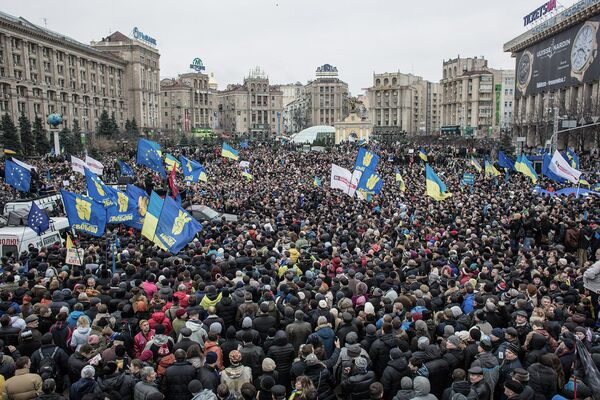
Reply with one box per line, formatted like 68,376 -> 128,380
66,248 -> 84,266
132,27 -> 157,46
524,0 -> 557,26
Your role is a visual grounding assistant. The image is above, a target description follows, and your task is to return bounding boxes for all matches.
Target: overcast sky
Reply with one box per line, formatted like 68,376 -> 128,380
0,0 -> 574,94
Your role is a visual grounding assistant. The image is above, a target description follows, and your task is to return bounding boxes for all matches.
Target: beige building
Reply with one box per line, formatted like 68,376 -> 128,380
160,72 -> 215,132
304,64 -> 349,126
91,31 -> 160,132
216,67 -> 283,135
367,72 -> 440,136
441,56 -> 511,137
334,110 -> 373,144
0,11 -> 129,133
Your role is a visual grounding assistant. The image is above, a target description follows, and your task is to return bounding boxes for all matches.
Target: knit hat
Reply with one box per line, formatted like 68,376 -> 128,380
188,380 -> 203,394
81,365 -> 95,379
418,336 -> 430,350
364,302 -> 375,315
175,309 -> 186,318
390,348 -> 403,360
505,342 -> 520,356
450,306 -> 462,317
447,335 -> 461,348
229,350 -> 242,364
490,328 -> 504,340
415,320 -> 427,331
354,356 -> 368,373
242,317 -> 252,329
262,357 -> 276,372
205,351 -> 218,365
504,379 -> 524,394
477,337 -> 492,351
444,325 -> 455,336
305,354 -> 319,366
512,368 -> 529,382
209,322 -> 222,334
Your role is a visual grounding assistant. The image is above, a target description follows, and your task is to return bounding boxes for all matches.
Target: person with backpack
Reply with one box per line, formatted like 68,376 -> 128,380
29,334 -> 68,393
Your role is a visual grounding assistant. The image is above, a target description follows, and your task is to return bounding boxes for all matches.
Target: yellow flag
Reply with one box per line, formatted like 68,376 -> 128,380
66,234 -> 74,249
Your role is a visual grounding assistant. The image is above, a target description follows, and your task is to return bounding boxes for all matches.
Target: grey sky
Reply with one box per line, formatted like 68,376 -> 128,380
0,0 -> 570,94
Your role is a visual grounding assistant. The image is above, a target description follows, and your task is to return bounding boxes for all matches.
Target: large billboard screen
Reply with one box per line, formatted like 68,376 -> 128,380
515,14 -> 600,98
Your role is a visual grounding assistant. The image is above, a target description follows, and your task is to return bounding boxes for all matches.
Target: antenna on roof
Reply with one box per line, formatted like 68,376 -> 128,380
42,18 -> 47,28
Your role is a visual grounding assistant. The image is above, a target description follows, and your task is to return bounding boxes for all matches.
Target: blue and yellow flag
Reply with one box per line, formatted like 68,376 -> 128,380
164,154 -> 181,172
357,170 -> 383,194
395,169 -> 406,192
241,168 -> 253,181
4,160 -> 31,192
579,178 -> 591,186
515,154 -> 538,183
425,164 -> 452,201
484,160 -> 501,178
60,189 -> 107,237
566,148 -> 580,169
419,148 -> 428,162
470,157 -> 482,173
136,139 -> 166,177
354,148 -> 380,173
155,196 -> 203,254
85,167 -> 116,207
141,192 -> 168,250
313,176 -> 322,187
592,183 -> 600,192
125,184 -> 149,230
222,143 -> 239,160
106,189 -> 137,225
179,155 -> 207,183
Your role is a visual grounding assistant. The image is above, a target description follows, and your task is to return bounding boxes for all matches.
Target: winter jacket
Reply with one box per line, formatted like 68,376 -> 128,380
69,378 -> 101,400
424,355 -> 450,399
66,311 -> 90,329
98,372 -> 137,400
253,313 -> 277,342
341,371 -> 376,400
441,380 -> 478,400
198,365 -> 220,392
3,368 -> 42,400
303,364 -> 336,400
285,320 -> 312,352
584,261 -> 600,296
239,342 -> 265,380
220,365 -> 252,399
69,326 -> 91,351
215,297 -> 237,329
163,361 -> 199,400
369,333 -> 400,377
527,362 -> 557,400
49,321 -> 72,354
381,358 -> 410,399
443,348 -> 465,371
30,345 -> 69,385
148,312 -> 172,335
67,352 -> 89,384
313,325 -> 336,358
181,320 -> 207,348
134,381 -> 161,400
266,331 -> 295,386
134,329 -> 155,358
411,376 -> 438,400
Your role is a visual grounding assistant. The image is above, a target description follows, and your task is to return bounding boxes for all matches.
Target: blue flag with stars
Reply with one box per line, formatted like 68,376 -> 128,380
60,189 -> 107,237
27,202 -> 49,236
5,159 -> 31,192
136,139 -> 166,177
118,161 -> 135,176
154,196 -> 202,254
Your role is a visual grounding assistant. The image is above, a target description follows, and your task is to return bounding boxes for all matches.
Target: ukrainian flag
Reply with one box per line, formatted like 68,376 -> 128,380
419,148 -> 428,162
395,168 -> 406,192
164,154 -> 181,171
313,176 -> 322,187
241,168 -> 253,181
470,157 -> 482,173
222,143 -> 239,160
566,148 -> 580,169
515,154 -> 538,183
425,164 -> 452,201
579,178 -> 591,186
484,160 -> 501,178
141,192 -> 168,250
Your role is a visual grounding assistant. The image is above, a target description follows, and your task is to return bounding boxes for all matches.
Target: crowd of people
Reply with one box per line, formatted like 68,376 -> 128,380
0,140 -> 597,400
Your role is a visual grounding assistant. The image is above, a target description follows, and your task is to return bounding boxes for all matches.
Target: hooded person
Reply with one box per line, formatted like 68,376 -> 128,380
392,376 -> 415,400
180,309 -> 207,349
381,348 -> 410,399
334,331 -> 371,382
411,376 -> 437,400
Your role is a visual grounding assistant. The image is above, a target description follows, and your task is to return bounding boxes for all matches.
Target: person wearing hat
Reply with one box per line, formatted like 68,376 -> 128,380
239,329 -> 266,381
511,310 -> 532,345
188,379 -> 216,400
443,335 -> 465,372
341,356 -> 376,400
256,358 -> 278,393
162,349 -> 199,400
221,350 -> 252,399
303,353 -> 336,400
198,351 -> 220,392
69,364 -> 101,400
468,366 -> 490,400
496,342 -> 523,400
271,384 -> 287,400
381,348 -> 410,397
503,378 -> 524,400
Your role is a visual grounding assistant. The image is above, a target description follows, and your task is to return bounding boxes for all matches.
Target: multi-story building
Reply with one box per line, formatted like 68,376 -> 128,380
0,11 -> 129,133
497,70 -> 515,132
92,31 -> 160,132
367,72 -> 440,136
304,64 -> 349,126
504,0 -> 600,150
160,72 -> 215,133
280,82 -> 304,134
441,56 -> 511,137
216,67 -> 283,135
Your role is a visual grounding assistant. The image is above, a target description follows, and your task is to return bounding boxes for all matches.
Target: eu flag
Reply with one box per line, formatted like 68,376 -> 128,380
154,196 -> 202,254
27,202 -> 49,236
85,168 -> 116,207
118,161 -> 135,176
354,148 -> 380,173
5,160 -> 31,192
498,151 -> 515,170
125,184 -> 149,230
357,170 -> 383,194
60,189 -> 107,237
136,139 -> 166,177
179,155 -> 206,183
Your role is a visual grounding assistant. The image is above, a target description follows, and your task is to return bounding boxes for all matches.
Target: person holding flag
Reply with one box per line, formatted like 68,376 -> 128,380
425,164 -> 451,201
515,154 -> 538,183
395,168 -> 406,192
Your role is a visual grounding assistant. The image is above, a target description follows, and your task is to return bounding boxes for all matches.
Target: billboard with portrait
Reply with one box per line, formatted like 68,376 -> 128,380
515,14 -> 600,98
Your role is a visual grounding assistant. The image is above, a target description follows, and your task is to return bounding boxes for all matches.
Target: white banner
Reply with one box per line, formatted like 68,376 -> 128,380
239,161 -> 250,168
330,164 -> 352,193
71,156 -> 86,175
549,150 -> 581,184
85,155 -> 104,176
66,248 -> 84,266
11,158 -> 36,171
349,170 -> 361,197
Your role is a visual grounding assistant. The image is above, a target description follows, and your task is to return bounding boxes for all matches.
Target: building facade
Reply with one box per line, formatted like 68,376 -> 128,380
498,70 -> 515,132
304,64 -> 349,127
160,72 -> 215,133
216,67 -> 283,135
0,11 -> 129,134
367,72 -> 440,136
91,31 -> 160,132
504,0 -> 600,150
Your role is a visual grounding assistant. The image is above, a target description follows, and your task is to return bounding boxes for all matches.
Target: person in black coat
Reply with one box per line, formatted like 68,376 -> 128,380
253,303 -> 277,342
266,330 -> 295,388
162,349 -> 200,400
368,322 -> 400,378
341,356 -> 376,400
220,326 -> 241,369
197,351 -> 220,392
30,333 -> 69,392
98,361 -> 137,400
303,354 -> 336,400
443,335 -> 465,372
67,344 -> 93,385
239,330 -> 265,381
381,348 -> 410,400
336,313 -> 359,347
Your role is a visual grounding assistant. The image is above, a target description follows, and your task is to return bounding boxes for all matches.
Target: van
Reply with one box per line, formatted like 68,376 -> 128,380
3,194 -> 63,216
0,217 -> 70,257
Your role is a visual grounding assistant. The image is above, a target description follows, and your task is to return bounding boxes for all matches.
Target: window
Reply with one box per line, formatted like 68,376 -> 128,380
17,101 -> 25,112
14,69 -> 22,80
13,54 -> 21,65
164,111 -> 168,116
34,103 -> 41,114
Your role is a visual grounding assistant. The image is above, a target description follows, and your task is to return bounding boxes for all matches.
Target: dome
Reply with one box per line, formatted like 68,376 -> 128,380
208,72 -> 218,90
290,125 -> 335,144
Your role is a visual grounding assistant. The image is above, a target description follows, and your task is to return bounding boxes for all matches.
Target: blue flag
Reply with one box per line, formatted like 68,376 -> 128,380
5,160 -> 31,192
85,168 -> 117,207
60,189 -> 107,237
498,151 -> 515,170
357,170 -> 383,194
136,139 -> 166,177
179,155 -> 206,183
106,189 -> 138,225
239,140 -> 249,149
125,184 -> 149,230
119,161 -> 135,176
354,148 -> 380,173
154,196 -> 203,254
27,202 -> 49,236
566,148 -> 580,169
542,153 -> 568,184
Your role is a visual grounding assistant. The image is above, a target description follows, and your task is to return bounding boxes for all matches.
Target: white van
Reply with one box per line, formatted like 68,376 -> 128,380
3,194 -> 63,216
0,217 -> 70,257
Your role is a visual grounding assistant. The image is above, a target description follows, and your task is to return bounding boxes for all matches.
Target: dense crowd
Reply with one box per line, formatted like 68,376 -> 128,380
0,141 -> 597,400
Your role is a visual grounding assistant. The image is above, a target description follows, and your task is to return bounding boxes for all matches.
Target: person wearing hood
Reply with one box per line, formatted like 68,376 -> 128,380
266,330 -> 295,388
69,316 -> 91,352
98,361 -> 136,400
48,291 -> 69,316
369,322 -> 401,378
393,376 -> 415,400
180,310 -> 207,349
341,356 -> 376,400
221,350 -> 252,399
410,376 -> 437,400
334,332 -> 371,382
311,316 -> 336,358
422,343 -> 448,399
236,316 -> 260,345
148,310 -> 172,335
172,309 -> 187,337
66,303 -> 90,329
524,333 -> 548,368
441,369 -> 478,400
381,348 -> 410,399
69,365 -> 101,400
527,353 -> 557,400
145,324 -> 174,362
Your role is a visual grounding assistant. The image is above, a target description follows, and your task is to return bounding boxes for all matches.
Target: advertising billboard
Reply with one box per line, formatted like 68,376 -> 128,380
515,14 -> 600,98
